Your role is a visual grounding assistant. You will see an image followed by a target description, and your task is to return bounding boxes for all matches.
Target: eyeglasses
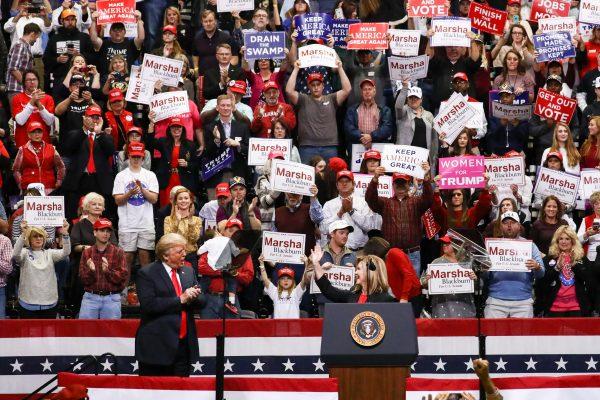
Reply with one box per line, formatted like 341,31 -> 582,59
512,32 -> 524,36
25,78 -> 38,81
452,193 -> 463,197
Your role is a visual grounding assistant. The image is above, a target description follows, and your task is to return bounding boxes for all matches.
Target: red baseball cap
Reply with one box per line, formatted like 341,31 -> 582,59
336,170 -> 354,182
163,25 -> 177,34
225,218 -> 243,230
168,117 -> 184,128
307,73 -> 323,84
363,149 -> 381,161
84,105 -> 103,117
546,151 -> 563,161
27,121 -> 44,133
93,218 -> 113,230
108,88 -> 124,103
359,78 -> 376,88
128,126 -> 143,136
328,157 -> 348,173
263,81 -> 279,92
277,267 -> 295,279
507,0 -> 521,5
128,141 -> 145,157
504,150 -> 521,158
216,182 -> 231,198
439,235 -> 452,244
452,72 -> 469,82
392,173 -> 411,182
268,150 -> 285,160
228,80 -> 247,94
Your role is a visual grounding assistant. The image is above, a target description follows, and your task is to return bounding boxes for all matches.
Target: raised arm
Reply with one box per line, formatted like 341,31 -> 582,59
285,60 -> 301,105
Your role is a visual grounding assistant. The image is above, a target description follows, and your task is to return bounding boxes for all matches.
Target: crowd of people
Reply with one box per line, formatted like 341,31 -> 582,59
0,0 -> 599,323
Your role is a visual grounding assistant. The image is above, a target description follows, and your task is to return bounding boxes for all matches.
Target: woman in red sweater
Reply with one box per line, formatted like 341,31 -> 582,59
580,116 -> 600,169
13,121 -> 65,195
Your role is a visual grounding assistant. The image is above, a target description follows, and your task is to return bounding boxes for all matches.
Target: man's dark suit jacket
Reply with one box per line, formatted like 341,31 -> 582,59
202,64 -> 245,101
202,118 -> 250,186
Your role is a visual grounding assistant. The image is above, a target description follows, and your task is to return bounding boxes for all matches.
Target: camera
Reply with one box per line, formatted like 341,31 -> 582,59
593,221 -> 599,231
28,0 -> 44,14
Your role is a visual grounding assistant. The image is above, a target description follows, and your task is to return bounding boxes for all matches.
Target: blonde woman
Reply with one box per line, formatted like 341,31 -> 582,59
541,123 -> 581,175
102,54 -> 130,95
164,187 -> 202,263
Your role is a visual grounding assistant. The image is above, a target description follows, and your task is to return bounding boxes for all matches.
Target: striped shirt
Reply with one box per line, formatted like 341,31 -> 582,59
357,101 -> 379,136
6,38 -> 33,92
0,235 -> 13,288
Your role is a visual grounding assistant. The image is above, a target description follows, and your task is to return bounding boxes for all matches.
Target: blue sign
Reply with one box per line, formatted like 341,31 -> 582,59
294,13 -> 333,42
488,90 -> 530,114
331,19 -> 360,48
244,31 -> 286,60
201,147 -> 234,181
533,32 -> 576,62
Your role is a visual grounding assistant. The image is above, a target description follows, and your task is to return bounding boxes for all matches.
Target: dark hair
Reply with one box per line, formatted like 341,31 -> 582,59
443,189 -> 470,228
269,119 -> 291,139
449,129 -> 475,156
21,69 -> 39,87
309,155 -> 324,169
493,197 -> 519,237
341,1 -> 358,18
253,59 -> 275,73
542,155 -> 565,171
359,156 -> 380,174
166,123 -> 189,145
500,49 -> 526,82
23,22 -> 42,36
361,237 -> 391,259
539,195 -> 564,222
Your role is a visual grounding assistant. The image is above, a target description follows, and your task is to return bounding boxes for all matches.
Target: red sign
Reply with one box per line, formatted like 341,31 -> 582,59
534,88 -> 577,124
422,209 -> 441,240
96,0 -> 136,25
529,0 -> 571,22
347,23 -> 388,50
407,0 -> 448,18
468,2 -> 507,36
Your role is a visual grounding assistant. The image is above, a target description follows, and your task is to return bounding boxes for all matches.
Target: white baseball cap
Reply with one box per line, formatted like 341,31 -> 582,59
407,86 -> 422,99
26,182 -> 45,195
501,211 -> 520,223
594,76 -> 600,89
328,220 -> 355,234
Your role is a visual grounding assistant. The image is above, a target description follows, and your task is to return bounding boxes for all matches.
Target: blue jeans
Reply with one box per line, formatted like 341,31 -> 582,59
141,0 -> 170,51
199,294 -> 241,319
299,145 -> 338,164
0,286 -> 6,319
79,292 -> 122,319
408,250 -> 421,276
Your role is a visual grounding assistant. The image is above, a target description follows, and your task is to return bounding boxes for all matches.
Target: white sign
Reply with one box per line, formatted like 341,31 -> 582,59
381,145 -> 430,179
484,156 -> 526,186
388,55 -> 429,82
354,173 -> 393,198
486,238 -> 532,272
580,169 -> 600,200
262,231 -> 306,264
248,138 -> 293,166
350,143 -> 386,172
427,263 -> 475,295
533,167 -> 580,206
125,65 -> 155,105
149,91 -> 190,122
24,196 -> 65,227
491,102 -> 532,120
579,0 -> 600,26
270,159 -> 315,196
217,0 -> 254,12
434,92 -> 477,144
440,98 -> 485,131
298,44 -> 338,68
310,265 -> 355,294
388,29 -> 420,56
204,219 -> 217,232
140,54 -> 184,88
538,16 -> 578,36
431,17 -> 471,47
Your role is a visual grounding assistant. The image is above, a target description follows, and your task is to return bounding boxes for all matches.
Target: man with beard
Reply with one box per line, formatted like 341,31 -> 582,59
250,82 -> 297,138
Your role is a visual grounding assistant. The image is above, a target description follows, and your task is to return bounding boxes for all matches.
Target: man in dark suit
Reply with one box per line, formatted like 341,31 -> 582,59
61,104 -> 115,221
135,233 -> 205,377
202,94 -> 250,199
202,43 -> 245,101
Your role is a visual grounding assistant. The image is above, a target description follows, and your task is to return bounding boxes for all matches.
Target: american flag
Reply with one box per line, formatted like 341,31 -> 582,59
0,318 -> 599,399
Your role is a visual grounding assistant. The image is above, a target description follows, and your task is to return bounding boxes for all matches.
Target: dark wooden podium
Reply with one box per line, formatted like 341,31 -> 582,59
321,303 -> 418,400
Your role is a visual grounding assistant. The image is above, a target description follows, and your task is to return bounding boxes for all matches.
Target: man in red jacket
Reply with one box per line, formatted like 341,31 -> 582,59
250,81 -> 297,138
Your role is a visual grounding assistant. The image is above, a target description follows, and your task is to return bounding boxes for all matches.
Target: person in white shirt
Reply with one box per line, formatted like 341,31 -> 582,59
51,0 -> 91,32
321,170 -> 382,250
4,4 -> 52,55
113,141 -> 159,271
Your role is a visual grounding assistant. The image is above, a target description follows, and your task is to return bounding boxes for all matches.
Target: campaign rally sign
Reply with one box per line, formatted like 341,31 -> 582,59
125,66 -> 154,105
217,0 -> 254,13
533,32 -> 575,62
381,145 -> 430,179
433,92 -> 477,145
388,55 -> 429,82
579,0 -> 600,25
538,16 -> 578,36
427,263 -> 475,295
438,156 -> 486,189
388,29 -> 420,56
353,173 -> 393,198
347,23 -> 388,50
96,0 -> 136,25
331,19 -> 360,48
140,54 -> 184,88
534,88 -> 577,124
431,17 -> 471,48
491,102 -> 532,120
310,265 -> 355,294
24,196 -> 65,227
204,219 -> 218,233
422,209 -> 441,239
529,0 -> 571,22
534,167 -> 580,205
294,13 -> 333,42
201,148 -> 233,181
262,231 -> 306,264
486,238 -> 532,272
350,143 -> 386,172
248,138 -> 292,166
149,91 -> 189,122
407,0 -> 448,18
488,90 -> 530,110
271,159 -> 315,196
298,44 -> 337,68
244,32 -> 286,60
468,2 -> 507,36
485,156 -> 526,186
580,169 -> 600,200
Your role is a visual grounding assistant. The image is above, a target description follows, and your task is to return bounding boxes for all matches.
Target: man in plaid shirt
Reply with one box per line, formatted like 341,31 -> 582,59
6,22 -> 41,107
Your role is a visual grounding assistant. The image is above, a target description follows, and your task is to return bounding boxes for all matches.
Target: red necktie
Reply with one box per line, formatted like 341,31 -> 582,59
86,135 -> 96,173
170,269 -> 187,339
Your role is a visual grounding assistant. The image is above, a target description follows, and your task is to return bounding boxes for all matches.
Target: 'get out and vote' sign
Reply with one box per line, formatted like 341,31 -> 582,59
24,196 -> 65,227
407,0 -> 448,18
534,88 -> 577,124
438,156 -> 486,190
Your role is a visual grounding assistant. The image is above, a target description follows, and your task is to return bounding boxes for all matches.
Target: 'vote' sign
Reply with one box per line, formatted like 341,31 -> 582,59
534,88 -> 576,124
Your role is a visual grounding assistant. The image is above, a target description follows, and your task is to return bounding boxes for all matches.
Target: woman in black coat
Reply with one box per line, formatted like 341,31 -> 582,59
146,117 -> 199,207
309,244 -> 396,303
